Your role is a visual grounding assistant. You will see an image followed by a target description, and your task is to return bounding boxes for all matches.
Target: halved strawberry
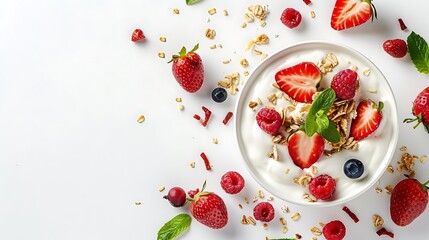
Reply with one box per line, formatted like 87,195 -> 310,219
275,62 -> 321,103
287,131 -> 325,169
330,0 -> 376,31
350,99 -> 383,140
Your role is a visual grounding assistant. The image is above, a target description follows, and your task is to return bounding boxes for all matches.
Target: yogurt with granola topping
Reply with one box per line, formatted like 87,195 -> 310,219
234,42 -> 398,206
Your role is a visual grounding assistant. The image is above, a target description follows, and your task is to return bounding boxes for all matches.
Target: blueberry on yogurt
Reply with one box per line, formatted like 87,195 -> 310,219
344,159 -> 364,179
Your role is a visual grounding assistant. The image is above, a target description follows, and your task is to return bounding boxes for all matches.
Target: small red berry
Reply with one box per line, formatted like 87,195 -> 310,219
253,202 -> 275,222
309,174 -> 336,200
220,171 -> 245,194
280,8 -> 302,29
331,69 -> 358,100
188,188 -> 200,198
256,107 -> 282,135
164,187 -> 187,207
383,39 -> 408,58
131,29 -> 145,42
323,220 -> 346,240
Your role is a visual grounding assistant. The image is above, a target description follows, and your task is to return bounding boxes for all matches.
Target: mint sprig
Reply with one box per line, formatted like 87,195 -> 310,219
186,0 -> 201,5
303,88 -> 340,143
157,214 -> 192,240
407,31 -> 429,74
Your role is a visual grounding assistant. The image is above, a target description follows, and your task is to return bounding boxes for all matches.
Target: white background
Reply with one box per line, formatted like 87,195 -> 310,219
1,0 -> 429,239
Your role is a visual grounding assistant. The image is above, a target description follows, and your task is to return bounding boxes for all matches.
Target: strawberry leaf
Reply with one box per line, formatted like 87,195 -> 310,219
186,0 -> 201,5
407,31 -> 429,74
157,214 -> 192,240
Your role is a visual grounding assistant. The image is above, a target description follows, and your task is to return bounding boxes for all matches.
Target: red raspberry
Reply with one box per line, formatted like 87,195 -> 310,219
280,8 -> 302,29
331,69 -> 358,100
220,171 -> 245,194
309,174 -> 336,200
256,107 -> 282,135
131,29 -> 145,42
253,202 -> 275,222
383,39 -> 407,58
323,220 -> 346,240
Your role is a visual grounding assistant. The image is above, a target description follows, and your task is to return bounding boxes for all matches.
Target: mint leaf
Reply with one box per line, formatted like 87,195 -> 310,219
316,114 -> 329,132
308,88 -> 336,117
320,120 -> 340,143
304,88 -> 337,138
157,214 -> 192,240
407,31 -> 429,74
186,0 -> 201,5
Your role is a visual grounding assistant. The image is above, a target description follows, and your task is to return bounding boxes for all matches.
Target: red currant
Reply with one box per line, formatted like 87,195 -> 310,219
164,187 -> 187,207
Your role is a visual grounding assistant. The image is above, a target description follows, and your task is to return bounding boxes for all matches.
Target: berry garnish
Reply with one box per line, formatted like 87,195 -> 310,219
220,171 -> 245,194
222,111 -> 233,125
256,107 -> 282,135
331,69 -> 358,100
342,206 -> 360,223
253,202 -> 275,222
343,159 -> 364,179
398,18 -> 407,30
350,99 -> 383,140
200,152 -> 212,171
287,131 -> 325,169
303,0 -> 312,5
331,0 -> 376,31
280,8 -> 302,29
170,44 -> 204,93
212,87 -> 228,103
404,86 -> 429,132
383,39 -> 408,58
323,220 -> 346,240
309,174 -> 336,200
163,187 -> 187,207
188,188 -> 200,198
131,29 -> 145,42
201,106 -> 212,127
376,228 -> 394,238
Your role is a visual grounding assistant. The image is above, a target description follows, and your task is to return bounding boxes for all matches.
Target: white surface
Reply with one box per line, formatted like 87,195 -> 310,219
1,0 -> 428,239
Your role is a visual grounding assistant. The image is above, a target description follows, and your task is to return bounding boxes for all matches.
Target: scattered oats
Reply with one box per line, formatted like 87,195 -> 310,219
244,12 -> 255,22
267,93 -> 277,105
257,97 -> 263,105
258,190 -> 265,198
279,217 -> 287,226
244,197 -> 249,204
281,205 -> 290,213
247,216 -> 256,225
173,8 -> 180,14
421,155 -> 427,164
298,174 -> 312,187
312,238 -> 318,240
385,185 -> 393,194
400,146 -> 407,151
240,59 -> 249,68
158,186 -> 165,192
282,225 -> 289,234
375,186 -> 383,193
311,165 -> 318,175
367,88 -> 377,93
372,214 -> 384,228
209,44 -> 217,49
241,22 -> 247,28
175,97 -> 182,102
318,53 -> 338,74
212,137 -> 218,144
134,201 -> 141,205
208,8 -> 217,15
253,47 -> 263,55
261,53 -> 268,61
158,52 -> 165,58
285,168 -> 291,174
319,222 -> 325,227
295,233 -> 302,239
241,215 -> 249,224
222,59 -> 231,64
310,10 -> 316,18
291,212 -> 301,221
259,19 -> 266,27
363,68 -> 371,76
267,196 -> 274,201
262,223 -> 268,229
205,28 -> 216,39
137,115 -> 145,123
217,44 -> 223,48
335,178 -> 340,182
238,203 -> 243,209
190,161 -> 195,168
248,4 -> 269,21
248,101 -> 258,109
350,65 -> 358,71
252,196 -> 258,203
218,72 -> 240,95
245,39 -> 255,51
178,104 -> 184,111
244,70 -> 250,76
386,165 -> 394,173
272,134 -> 287,144
159,36 -> 167,42
311,227 -> 322,236
303,193 -> 317,202
397,152 -> 418,174
223,9 -> 228,16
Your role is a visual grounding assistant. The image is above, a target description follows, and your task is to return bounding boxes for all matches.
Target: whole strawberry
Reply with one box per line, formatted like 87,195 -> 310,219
404,86 -> 429,132
383,39 -> 408,58
189,182 -> 228,229
390,177 -> 429,226
169,44 -> 204,93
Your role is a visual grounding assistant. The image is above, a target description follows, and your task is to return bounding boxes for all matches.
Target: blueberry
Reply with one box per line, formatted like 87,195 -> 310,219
212,87 -> 227,103
343,159 -> 364,179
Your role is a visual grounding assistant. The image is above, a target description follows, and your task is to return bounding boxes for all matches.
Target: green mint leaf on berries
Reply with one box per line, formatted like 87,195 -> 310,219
157,214 -> 192,240
407,31 -> 429,74
303,88 -> 340,143
186,0 -> 201,5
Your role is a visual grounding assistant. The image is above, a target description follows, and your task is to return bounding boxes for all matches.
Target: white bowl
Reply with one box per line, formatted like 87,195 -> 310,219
234,41 -> 398,207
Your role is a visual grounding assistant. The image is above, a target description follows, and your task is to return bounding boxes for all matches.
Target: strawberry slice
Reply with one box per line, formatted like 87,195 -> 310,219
330,0 -> 376,31
275,62 -> 321,103
350,99 -> 383,140
287,131 -> 325,169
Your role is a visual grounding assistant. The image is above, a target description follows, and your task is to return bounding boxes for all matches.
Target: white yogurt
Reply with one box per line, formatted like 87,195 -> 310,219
234,42 -> 398,207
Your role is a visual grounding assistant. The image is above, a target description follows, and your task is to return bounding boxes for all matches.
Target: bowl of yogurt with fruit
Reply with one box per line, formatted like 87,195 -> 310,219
234,41 -> 398,207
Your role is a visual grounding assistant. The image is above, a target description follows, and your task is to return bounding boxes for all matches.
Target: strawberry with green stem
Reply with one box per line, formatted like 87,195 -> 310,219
330,0 -> 377,31
404,86 -> 429,132
390,176 -> 429,226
